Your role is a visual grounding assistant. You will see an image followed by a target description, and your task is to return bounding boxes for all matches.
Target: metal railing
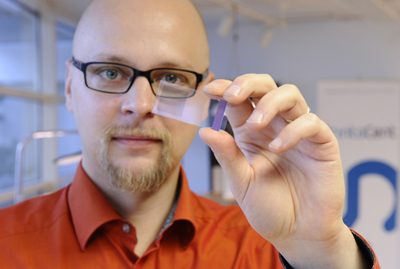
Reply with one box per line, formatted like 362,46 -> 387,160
14,130 -> 80,204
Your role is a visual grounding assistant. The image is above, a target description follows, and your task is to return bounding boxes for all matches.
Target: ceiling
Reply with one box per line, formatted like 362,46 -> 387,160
4,0 -> 400,30
42,0 -> 400,27
193,0 -> 400,24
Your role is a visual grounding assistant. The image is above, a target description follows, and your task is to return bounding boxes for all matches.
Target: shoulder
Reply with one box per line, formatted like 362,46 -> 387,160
0,186 -> 70,238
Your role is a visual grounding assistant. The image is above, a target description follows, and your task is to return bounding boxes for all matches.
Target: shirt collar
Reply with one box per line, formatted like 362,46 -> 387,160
163,168 -> 196,248
68,162 -> 122,251
68,163 -> 197,251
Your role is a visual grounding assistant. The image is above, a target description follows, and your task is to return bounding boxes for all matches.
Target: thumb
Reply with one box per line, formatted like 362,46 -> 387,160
199,127 -> 250,198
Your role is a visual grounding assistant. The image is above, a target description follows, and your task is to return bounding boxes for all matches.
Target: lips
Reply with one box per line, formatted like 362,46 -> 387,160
112,135 -> 162,150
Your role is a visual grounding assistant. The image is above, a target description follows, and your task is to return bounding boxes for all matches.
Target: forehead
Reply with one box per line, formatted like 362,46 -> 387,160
87,53 -> 196,72
73,0 -> 209,72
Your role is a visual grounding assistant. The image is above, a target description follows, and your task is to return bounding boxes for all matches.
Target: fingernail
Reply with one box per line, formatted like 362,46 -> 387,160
269,137 -> 282,150
224,83 -> 241,96
247,109 -> 264,124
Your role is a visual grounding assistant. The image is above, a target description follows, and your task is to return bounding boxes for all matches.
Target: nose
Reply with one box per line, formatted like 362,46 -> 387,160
120,76 -> 155,117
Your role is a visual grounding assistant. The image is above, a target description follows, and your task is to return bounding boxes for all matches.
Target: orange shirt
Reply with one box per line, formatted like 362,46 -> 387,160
0,163 -> 378,268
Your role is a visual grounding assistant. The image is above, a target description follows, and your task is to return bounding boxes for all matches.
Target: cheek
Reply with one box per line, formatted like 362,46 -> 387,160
72,89 -> 117,143
166,120 -> 198,161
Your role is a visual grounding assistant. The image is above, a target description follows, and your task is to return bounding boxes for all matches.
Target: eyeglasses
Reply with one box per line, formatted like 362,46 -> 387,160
71,57 -> 208,98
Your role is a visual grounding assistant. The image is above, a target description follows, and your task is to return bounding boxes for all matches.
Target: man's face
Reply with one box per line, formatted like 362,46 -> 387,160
65,0 -> 212,192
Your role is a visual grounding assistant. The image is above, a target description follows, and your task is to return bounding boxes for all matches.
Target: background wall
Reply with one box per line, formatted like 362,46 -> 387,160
207,19 -> 400,110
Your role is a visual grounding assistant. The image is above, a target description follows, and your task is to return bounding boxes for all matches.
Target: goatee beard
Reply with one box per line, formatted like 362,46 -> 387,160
98,125 -> 173,192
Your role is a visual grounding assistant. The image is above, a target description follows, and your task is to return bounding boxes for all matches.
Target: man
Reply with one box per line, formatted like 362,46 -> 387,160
0,0 -> 379,268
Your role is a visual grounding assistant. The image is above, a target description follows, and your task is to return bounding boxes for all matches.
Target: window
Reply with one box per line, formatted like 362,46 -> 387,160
0,0 -> 41,197
0,0 -> 39,91
0,1 -> 80,206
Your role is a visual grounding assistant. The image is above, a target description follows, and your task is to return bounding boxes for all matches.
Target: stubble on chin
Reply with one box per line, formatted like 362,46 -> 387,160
98,125 -> 173,193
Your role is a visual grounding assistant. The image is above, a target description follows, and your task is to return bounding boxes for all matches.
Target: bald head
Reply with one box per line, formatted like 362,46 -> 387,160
73,0 -> 209,72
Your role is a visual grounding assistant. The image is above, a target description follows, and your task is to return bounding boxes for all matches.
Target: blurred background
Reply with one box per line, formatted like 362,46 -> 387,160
1,0 -> 400,267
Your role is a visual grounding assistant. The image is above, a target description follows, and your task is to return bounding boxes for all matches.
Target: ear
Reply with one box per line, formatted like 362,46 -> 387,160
65,60 -> 74,113
200,72 -> 215,122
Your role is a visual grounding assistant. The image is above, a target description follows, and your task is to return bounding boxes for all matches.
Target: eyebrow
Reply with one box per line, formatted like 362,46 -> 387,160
90,53 -> 196,71
90,54 -> 129,65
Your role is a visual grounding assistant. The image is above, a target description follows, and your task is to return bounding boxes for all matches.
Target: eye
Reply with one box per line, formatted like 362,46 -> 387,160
151,69 -> 194,88
106,69 -> 118,79
101,69 -> 120,80
163,73 -> 180,84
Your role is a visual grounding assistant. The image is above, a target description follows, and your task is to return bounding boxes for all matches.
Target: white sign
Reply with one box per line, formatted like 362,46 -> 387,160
318,80 -> 400,269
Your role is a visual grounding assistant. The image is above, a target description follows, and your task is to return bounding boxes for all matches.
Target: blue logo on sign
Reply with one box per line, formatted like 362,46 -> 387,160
343,161 -> 397,231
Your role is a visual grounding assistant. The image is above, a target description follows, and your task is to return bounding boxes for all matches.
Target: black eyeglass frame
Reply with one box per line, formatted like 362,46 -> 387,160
71,57 -> 209,97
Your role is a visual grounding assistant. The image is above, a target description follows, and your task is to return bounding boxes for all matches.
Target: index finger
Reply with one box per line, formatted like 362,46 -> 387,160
203,74 -> 277,105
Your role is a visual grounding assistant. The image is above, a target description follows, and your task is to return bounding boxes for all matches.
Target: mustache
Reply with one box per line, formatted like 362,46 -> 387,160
101,125 -> 172,142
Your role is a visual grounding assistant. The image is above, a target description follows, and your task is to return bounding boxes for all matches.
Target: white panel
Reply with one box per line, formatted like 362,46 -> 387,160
318,79 -> 400,269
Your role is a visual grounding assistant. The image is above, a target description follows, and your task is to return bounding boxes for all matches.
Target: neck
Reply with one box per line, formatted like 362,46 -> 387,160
86,161 -> 181,256
104,168 -> 180,220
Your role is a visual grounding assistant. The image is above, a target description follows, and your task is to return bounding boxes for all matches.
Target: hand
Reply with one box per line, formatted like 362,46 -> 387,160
199,74 -> 366,268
